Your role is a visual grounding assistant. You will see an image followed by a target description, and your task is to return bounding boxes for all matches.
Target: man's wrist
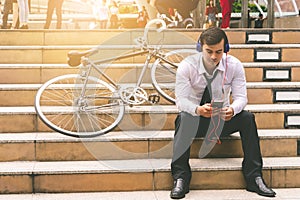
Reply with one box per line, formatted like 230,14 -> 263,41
230,106 -> 235,116
195,106 -> 199,115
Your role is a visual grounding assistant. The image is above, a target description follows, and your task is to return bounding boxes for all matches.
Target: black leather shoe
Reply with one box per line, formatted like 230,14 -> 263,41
246,176 -> 276,197
170,178 -> 189,199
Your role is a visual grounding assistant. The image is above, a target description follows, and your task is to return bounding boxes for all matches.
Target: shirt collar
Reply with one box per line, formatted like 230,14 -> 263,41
198,53 -> 226,76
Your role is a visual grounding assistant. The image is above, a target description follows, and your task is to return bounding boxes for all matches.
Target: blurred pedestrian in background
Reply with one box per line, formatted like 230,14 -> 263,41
220,0 -> 234,28
97,0 -> 109,29
44,0 -> 64,29
204,0 -> 219,29
18,0 -> 29,29
254,13 -> 266,28
109,0 -> 119,28
2,0 -> 12,28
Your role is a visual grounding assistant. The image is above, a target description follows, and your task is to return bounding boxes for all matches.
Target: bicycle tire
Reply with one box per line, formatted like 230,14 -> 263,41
35,74 -> 125,138
151,49 -> 198,104
182,18 -> 194,29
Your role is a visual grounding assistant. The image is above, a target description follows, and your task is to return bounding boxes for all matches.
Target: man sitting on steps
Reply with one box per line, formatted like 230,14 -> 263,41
170,27 -> 276,199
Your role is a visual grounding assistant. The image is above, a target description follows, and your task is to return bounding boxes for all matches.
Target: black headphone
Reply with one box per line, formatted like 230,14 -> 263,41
196,33 -> 230,53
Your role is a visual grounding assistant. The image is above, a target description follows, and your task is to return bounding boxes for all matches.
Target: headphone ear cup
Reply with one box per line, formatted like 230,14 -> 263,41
224,43 -> 230,53
196,42 -> 202,52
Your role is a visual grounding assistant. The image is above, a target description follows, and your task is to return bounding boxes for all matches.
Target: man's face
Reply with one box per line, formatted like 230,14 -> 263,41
202,39 -> 224,69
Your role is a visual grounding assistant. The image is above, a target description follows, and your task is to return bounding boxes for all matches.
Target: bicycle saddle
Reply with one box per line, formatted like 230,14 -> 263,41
67,49 -> 98,67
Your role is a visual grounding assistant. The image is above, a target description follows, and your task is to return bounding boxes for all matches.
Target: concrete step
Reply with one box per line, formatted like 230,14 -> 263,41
0,64 -> 78,84
0,188 -> 299,200
0,44 -> 300,63
1,28 -> 300,45
0,104 -> 299,133
0,63 -> 150,84
246,82 -> 300,104
0,82 -> 299,106
15,20 -> 77,30
8,13 -> 92,29
0,130 -> 299,162
244,62 -> 300,82
1,62 -> 300,84
0,157 -> 299,193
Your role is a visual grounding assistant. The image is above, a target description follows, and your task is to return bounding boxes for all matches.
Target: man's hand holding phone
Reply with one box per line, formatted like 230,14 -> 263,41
211,100 -> 223,116
196,100 -> 224,118
196,100 -> 234,121
211,100 -> 234,121
222,106 -> 234,121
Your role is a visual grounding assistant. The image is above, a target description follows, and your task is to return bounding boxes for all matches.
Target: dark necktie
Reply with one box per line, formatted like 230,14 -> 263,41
200,72 -> 218,105
199,71 -> 223,146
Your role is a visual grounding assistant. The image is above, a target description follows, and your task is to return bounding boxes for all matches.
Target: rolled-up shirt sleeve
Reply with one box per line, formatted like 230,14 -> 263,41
175,59 -> 199,116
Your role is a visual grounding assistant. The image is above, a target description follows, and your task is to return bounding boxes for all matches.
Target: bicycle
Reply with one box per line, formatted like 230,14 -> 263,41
158,14 -> 194,29
34,19 -> 197,138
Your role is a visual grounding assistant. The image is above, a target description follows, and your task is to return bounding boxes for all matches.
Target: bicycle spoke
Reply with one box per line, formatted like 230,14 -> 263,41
151,50 -> 197,103
41,91 -> 74,106
35,74 -> 125,137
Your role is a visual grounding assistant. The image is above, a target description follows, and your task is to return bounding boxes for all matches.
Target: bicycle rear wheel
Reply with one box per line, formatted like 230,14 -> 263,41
151,49 -> 198,104
35,74 -> 125,138
182,18 -> 194,29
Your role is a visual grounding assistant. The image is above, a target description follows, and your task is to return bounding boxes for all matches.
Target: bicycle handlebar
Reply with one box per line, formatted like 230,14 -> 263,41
67,19 -> 167,67
143,19 -> 166,43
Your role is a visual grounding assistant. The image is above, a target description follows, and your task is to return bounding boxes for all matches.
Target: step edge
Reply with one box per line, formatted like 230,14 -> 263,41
0,130 -> 299,143
0,104 -> 300,114
0,157 -> 299,175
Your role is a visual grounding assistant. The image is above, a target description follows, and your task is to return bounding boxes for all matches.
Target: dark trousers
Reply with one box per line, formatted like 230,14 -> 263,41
171,110 -> 263,185
44,0 -> 64,29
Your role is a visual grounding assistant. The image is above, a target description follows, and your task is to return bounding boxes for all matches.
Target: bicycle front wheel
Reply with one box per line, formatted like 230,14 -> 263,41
151,49 -> 198,104
35,74 -> 125,138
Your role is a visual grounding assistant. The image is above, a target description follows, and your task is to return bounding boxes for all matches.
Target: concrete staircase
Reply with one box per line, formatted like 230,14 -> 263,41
0,28 -> 299,197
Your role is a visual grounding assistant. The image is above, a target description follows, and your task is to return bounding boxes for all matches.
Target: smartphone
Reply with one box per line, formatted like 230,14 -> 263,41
211,100 -> 224,108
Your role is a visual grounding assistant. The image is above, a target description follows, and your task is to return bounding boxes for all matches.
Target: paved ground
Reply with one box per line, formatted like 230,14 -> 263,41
0,188 -> 299,200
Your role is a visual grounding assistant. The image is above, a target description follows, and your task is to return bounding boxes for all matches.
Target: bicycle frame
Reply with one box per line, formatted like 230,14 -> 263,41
78,46 -> 178,105
34,18 -> 198,137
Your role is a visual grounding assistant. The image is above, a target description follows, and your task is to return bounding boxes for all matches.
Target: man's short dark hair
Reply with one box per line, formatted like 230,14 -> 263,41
199,27 -> 228,47
197,27 -> 230,53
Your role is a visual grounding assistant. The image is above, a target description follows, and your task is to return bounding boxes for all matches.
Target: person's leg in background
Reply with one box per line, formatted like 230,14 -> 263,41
220,0 -> 233,28
55,0 -> 64,29
44,0 -> 55,29
2,0 -> 13,29
18,0 -> 29,29
12,0 -> 19,29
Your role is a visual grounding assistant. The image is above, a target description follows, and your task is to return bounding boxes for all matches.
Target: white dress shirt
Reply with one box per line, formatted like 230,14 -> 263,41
175,53 -> 248,116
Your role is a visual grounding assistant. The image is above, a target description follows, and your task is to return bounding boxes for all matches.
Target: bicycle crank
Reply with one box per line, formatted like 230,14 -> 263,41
119,86 -> 148,105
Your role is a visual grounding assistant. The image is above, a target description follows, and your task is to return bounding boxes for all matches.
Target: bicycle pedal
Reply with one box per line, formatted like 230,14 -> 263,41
148,94 -> 160,104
